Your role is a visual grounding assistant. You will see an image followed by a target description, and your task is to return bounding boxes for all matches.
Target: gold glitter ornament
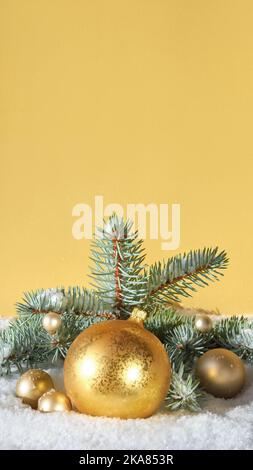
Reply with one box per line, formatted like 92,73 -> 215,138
16,369 -> 54,409
195,314 -> 213,333
38,390 -> 72,412
42,312 -> 62,335
196,348 -> 246,398
64,308 -> 171,418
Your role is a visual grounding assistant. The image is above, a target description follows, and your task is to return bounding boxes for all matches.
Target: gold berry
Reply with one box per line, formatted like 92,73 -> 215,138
196,348 -> 246,398
42,312 -> 62,335
16,369 -> 54,409
38,390 -> 72,412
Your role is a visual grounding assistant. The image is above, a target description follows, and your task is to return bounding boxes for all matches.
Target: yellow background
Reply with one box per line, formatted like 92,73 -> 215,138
1,0 -> 252,316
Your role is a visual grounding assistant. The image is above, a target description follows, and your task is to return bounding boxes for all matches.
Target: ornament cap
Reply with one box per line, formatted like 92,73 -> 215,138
129,308 -> 147,325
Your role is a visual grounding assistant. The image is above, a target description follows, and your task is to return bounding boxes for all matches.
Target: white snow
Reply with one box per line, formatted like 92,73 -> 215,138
0,318 -> 253,450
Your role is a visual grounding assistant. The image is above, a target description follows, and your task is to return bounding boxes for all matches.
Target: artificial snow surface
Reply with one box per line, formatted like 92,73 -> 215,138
1,319 -> 253,450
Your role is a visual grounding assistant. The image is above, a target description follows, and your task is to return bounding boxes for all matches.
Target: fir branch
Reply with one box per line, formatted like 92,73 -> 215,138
144,306 -> 187,342
165,322 -> 214,370
0,316 -> 50,373
214,316 -> 253,363
16,286 -> 111,318
166,364 -> 204,412
145,247 -> 229,306
0,313 -> 104,374
90,214 -> 147,317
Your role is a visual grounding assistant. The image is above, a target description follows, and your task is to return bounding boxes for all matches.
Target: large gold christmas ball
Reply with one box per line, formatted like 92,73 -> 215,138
16,369 -> 54,409
64,316 -> 171,418
196,348 -> 246,398
38,390 -> 72,412
195,314 -> 213,333
42,312 -> 62,335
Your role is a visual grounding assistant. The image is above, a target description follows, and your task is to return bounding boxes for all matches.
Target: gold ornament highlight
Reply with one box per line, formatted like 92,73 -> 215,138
195,315 -> 213,333
38,390 -> 72,412
42,312 -> 62,335
196,348 -> 246,398
64,309 -> 171,419
16,369 -> 54,408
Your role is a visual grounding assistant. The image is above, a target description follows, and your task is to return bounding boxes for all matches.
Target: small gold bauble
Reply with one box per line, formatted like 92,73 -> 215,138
42,312 -> 62,335
16,369 -> 54,409
195,315 -> 213,333
196,348 -> 246,398
64,312 -> 171,419
38,390 -> 72,412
